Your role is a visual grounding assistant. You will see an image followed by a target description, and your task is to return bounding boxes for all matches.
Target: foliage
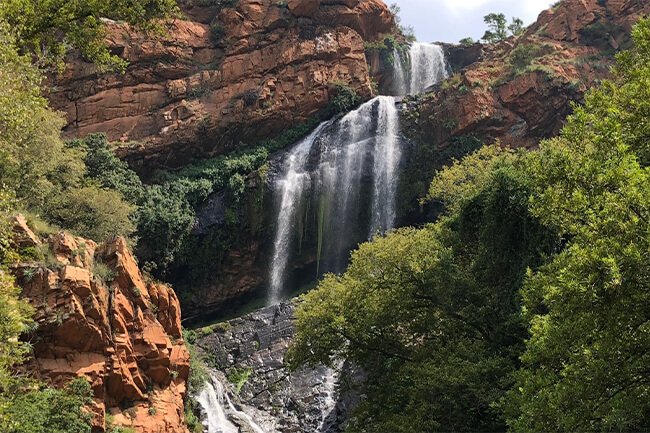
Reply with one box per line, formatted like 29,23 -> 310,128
482,13 -> 508,43
422,145 -> 514,212
43,187 -> 135,242
503,18 -> 650,432
459,37 -> 475,44
289,155 -> 558,431
389,3 -> 416,41
482,13 -> 524,43
0,29 -> 137,243
509,44 -> 542,74
0,0 -> 178,72
228,367 -> 251,394
209,23 -> 226,43
0,378 -> 94,433
68,134 -> 145,204
508,17 -> 525,36
325,84 -> 361,117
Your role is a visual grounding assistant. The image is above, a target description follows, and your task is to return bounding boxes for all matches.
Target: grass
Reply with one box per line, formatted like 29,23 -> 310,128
228,367 -> 252,394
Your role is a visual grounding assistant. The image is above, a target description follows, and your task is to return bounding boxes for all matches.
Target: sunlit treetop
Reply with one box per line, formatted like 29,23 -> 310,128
0,0 -> 178,72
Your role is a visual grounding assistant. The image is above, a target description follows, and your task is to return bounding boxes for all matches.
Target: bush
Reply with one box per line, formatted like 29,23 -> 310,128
68,133 -> 144,204
228,367 -> 252,394
209,23 -> 226,43
509,44 -> 542,74
326,83 -> 361,117
43,187 -> 135,242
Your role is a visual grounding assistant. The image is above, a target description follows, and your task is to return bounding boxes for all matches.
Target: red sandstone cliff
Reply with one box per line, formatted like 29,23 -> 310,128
47,0 -> 393,175
406,0 -> 650,151
11,215 -> 190,433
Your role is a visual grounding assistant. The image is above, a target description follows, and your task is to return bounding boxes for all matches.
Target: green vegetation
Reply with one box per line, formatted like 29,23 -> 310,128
289,17 -> 650,433
0,3 -> 174,432
482,13 -> 525,43
0,0 -> 177,72
389,3 -> 415,41
228,367 -> 252,394
509,43 -> 543,73
1,377 -> 94,432
364,35 -> 409,71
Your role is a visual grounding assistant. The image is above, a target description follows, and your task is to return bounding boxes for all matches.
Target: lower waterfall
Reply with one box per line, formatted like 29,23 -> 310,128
268,96 -> 401,305
197,374 -> 266,433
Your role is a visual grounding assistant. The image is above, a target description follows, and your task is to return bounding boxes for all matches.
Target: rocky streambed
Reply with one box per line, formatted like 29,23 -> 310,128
195,302 -> 359,433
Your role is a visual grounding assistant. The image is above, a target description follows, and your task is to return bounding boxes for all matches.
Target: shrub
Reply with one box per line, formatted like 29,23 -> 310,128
209,23 -> 226,43
326,83 -> 360,116
228,367 -> 252,394
509,44 -> 542,74
43,187 -> 135,242
241,88 -> 261,107
443,120 -> 457,132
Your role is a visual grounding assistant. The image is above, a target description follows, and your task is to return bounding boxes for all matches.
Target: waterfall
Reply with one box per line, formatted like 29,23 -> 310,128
409,42 -> 448,94
268,97 -> 400,304
267,40 -> 448,305
392,41 -> 448,96
368,97 -> 401,238
197,375 -> 266,433
392,48 -> 408,96
269,122 -> 332,305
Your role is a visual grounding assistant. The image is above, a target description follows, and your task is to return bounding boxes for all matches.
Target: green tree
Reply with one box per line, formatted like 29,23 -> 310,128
504,18 -> 650,432
289,148 -> 558,432
43,187 -> 135,242
0,0 -> 178,71
482,13 -> 508,43
508,17 -> 525,36
1,378 -> 94,433
459,37 -> 475,44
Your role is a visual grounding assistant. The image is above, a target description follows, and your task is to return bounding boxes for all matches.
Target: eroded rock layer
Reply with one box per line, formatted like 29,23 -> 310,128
12,217 -> 190,433
405,0 -> 650,151
47,0 -> 393,175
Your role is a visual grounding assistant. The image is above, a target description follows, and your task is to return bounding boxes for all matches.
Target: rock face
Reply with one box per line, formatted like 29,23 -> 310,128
47,0 -> 394,175
12,218 -> 190,433
403,0 -> 650,152
196,302 -> 357,432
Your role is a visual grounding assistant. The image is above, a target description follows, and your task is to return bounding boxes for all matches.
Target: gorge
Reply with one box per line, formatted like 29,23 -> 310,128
5,0 -> 650,432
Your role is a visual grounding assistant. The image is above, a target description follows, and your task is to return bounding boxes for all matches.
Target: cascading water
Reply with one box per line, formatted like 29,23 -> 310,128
409,42 -> 448,94
267,42 -> 447,304
392,41 -> 448,95
268,96 -> 400,304
197,374 -> 266,433
268,122 -> 332,305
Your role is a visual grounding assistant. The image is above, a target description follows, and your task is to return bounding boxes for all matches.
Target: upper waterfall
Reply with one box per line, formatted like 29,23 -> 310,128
393,42 -> 448,96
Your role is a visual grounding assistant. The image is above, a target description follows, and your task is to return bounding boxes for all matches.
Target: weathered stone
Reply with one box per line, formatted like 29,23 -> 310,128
15,235 -> 189,433
47,0 -> 394,177
10,214 -> 40,249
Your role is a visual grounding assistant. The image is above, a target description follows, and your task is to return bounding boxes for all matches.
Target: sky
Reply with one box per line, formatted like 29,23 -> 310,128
390,0 -> 558,43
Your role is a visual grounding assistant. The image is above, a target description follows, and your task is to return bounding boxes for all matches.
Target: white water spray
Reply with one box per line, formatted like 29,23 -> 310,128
197,375 -> 266,433
393,41 -> 448,96
267,43 -> 447,304
268,122 -> 331,305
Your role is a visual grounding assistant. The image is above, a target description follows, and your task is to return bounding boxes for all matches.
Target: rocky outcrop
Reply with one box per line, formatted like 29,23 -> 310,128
196,302 -> 358,432
404,0 -> 650,152
47,0 -> 394,175
12,218 -> 190,433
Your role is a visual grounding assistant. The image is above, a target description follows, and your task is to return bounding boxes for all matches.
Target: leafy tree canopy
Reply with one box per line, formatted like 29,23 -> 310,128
0,0 -> 178,71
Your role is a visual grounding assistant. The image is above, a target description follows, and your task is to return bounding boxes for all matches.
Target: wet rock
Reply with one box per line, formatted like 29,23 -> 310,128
197,302 -> 357,433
